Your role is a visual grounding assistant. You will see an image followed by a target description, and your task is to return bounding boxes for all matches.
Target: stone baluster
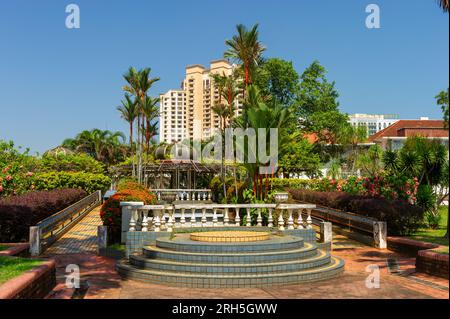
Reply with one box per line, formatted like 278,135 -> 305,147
157,192 -> 161,201
175,192 -> 179,201
213,208 -> 218,227
296,209 -> 304,229
160,210 -> 166,230
278,210 -> 285,231
256,208 -> 262,227
180,208 -> 186,227
201,208 -> 207,227
166,210 -> 174,232
208,192 -> 212,201
288,209 -> 294,230
235,208 -> 241,226
191,208 -> 196,227
141,211 -> 149,232
246,208 -> 251,227
224,208 -> 229,226
202,192 -> 206,201
306,208 -> 313,229
129,207 -> 137,231
268,208 -> 274,228
154,213 -> 161,232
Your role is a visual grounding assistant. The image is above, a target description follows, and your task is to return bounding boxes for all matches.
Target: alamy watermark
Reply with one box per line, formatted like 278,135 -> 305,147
163,127 -> 279,174
365,4 -> 381,29
65,4 -> 80,29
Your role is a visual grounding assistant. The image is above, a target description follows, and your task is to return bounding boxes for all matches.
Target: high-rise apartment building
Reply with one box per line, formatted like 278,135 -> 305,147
159,60 -> 243,144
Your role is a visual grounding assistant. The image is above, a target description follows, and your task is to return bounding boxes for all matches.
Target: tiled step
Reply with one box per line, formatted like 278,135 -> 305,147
142,242 -> 318,264
129,249 -> 330,274
155,235 -> 304,253
116,256 -> 345,288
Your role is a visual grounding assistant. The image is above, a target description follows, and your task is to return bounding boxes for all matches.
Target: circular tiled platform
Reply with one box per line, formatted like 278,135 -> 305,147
190,231 -> 270,242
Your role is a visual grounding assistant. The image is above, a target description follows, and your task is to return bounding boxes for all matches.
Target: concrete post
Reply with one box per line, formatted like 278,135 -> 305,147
120,202 -> 144,244
29,226 -> 41,256
97,225 -> 108,254
320,222 -> 333,244
373,221 -> 387,249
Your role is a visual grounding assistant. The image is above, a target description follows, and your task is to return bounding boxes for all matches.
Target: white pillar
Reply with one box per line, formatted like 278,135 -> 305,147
180,208 -> 186,227
141,211 -> 149,232
268,208 -> 273,228
201,208 -> 207,227
297,209 -> 304,229
213,208 -> 218,227
235,208 -> 241,226
224,208 -> 229,225
191,208 -> 196,227
278,212 -> 285,231
306,209 -> 313,229
373,221 -> 387,249
288,209 -> 294,230
246,208 -> 251,227
154,214 -> 161,232
257,208 -> 262,227
167,212 -> 174,233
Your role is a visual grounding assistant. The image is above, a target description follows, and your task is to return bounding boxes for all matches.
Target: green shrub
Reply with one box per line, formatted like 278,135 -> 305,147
40,153 -> 105,174
33,171 -> 111,194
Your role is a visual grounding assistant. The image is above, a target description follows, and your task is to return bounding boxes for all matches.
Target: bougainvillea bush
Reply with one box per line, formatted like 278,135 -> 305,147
0,188 -> 87,242
100,182 -> 156,243
289,189 -> 424,235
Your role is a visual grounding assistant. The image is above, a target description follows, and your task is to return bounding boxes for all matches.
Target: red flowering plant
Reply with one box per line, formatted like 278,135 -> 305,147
362,174 -> 418,203
100,181 -> 156,243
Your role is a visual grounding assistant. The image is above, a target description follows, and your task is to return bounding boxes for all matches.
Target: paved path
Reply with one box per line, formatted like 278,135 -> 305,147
44,218 -> 448,299
44,206 -> 102,255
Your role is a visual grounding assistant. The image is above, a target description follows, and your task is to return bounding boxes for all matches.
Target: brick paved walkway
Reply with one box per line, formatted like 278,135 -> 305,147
45,220 -> 449,299
44,206 -> 102,255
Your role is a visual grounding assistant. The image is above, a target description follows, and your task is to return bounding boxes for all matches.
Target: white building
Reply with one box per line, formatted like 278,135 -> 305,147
349,113 -> 399,136
159,90 -> 187,144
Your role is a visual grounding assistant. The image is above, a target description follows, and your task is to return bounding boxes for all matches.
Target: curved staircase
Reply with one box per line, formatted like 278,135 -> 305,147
116,234 -> 344,288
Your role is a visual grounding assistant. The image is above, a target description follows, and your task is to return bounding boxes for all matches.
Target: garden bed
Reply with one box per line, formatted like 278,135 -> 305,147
0,188 -> 87,242
0,256 -> 56,299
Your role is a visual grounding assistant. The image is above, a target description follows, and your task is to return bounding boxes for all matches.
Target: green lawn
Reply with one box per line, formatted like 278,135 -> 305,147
432,246 -> 449,254
0,245 -> 9,251
0,256 -> 43,285
108,244 -> 125,251
409,206 -> 449,246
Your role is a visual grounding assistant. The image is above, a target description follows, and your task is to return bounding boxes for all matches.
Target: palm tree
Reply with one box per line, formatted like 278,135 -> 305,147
117,94 -> 138,176
224,24 -> 265,88
122,67 -> 160,183
438,0 -> 449,12
141,96 -> 160,157
234,85 -> 290,199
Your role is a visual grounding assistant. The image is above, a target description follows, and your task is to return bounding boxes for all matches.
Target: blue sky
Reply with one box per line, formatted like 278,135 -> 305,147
0,0 -> 448,154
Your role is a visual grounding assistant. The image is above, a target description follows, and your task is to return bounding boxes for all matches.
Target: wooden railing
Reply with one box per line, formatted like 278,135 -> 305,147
29,190 -> 102,256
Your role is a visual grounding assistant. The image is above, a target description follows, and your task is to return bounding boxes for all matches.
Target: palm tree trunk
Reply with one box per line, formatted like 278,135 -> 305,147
130,123 -> 135,177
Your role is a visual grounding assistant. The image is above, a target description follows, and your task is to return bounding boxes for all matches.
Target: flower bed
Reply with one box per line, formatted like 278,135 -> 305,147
289,189 -> 424,236
101,181 -> 156,243
0,189 -> 87,242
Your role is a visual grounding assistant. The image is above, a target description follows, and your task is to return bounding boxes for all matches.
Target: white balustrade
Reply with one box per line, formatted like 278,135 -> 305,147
120,202 -> 315,233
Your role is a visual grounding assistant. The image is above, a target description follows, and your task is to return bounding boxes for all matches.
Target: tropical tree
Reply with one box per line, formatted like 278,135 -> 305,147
117,94 -> 138,176
437,0 -> 449,12
141,96 -> 160,156
62,129 -> 126,166
233,85 -> 291,199
122,67 -> 160,182
211,71 -> 240,201
224,24 -> 265,88
436,88 -> 449,129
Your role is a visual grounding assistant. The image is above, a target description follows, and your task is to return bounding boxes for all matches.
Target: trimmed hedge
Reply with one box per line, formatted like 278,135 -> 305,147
33,171 -> 111,194
289,189 -> 424,236
0,189 -> 87,242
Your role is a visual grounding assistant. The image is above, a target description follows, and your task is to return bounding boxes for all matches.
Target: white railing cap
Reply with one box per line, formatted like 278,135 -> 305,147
140,205 -> 167,210
120,201 -> 144,207
277,203 -> 316,209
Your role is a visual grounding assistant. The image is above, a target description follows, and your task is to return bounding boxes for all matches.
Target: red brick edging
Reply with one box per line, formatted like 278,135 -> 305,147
0,243 -> 30,257
416,250 -> 449,279
0,259 -> 56,299
387,237 -> 439,256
